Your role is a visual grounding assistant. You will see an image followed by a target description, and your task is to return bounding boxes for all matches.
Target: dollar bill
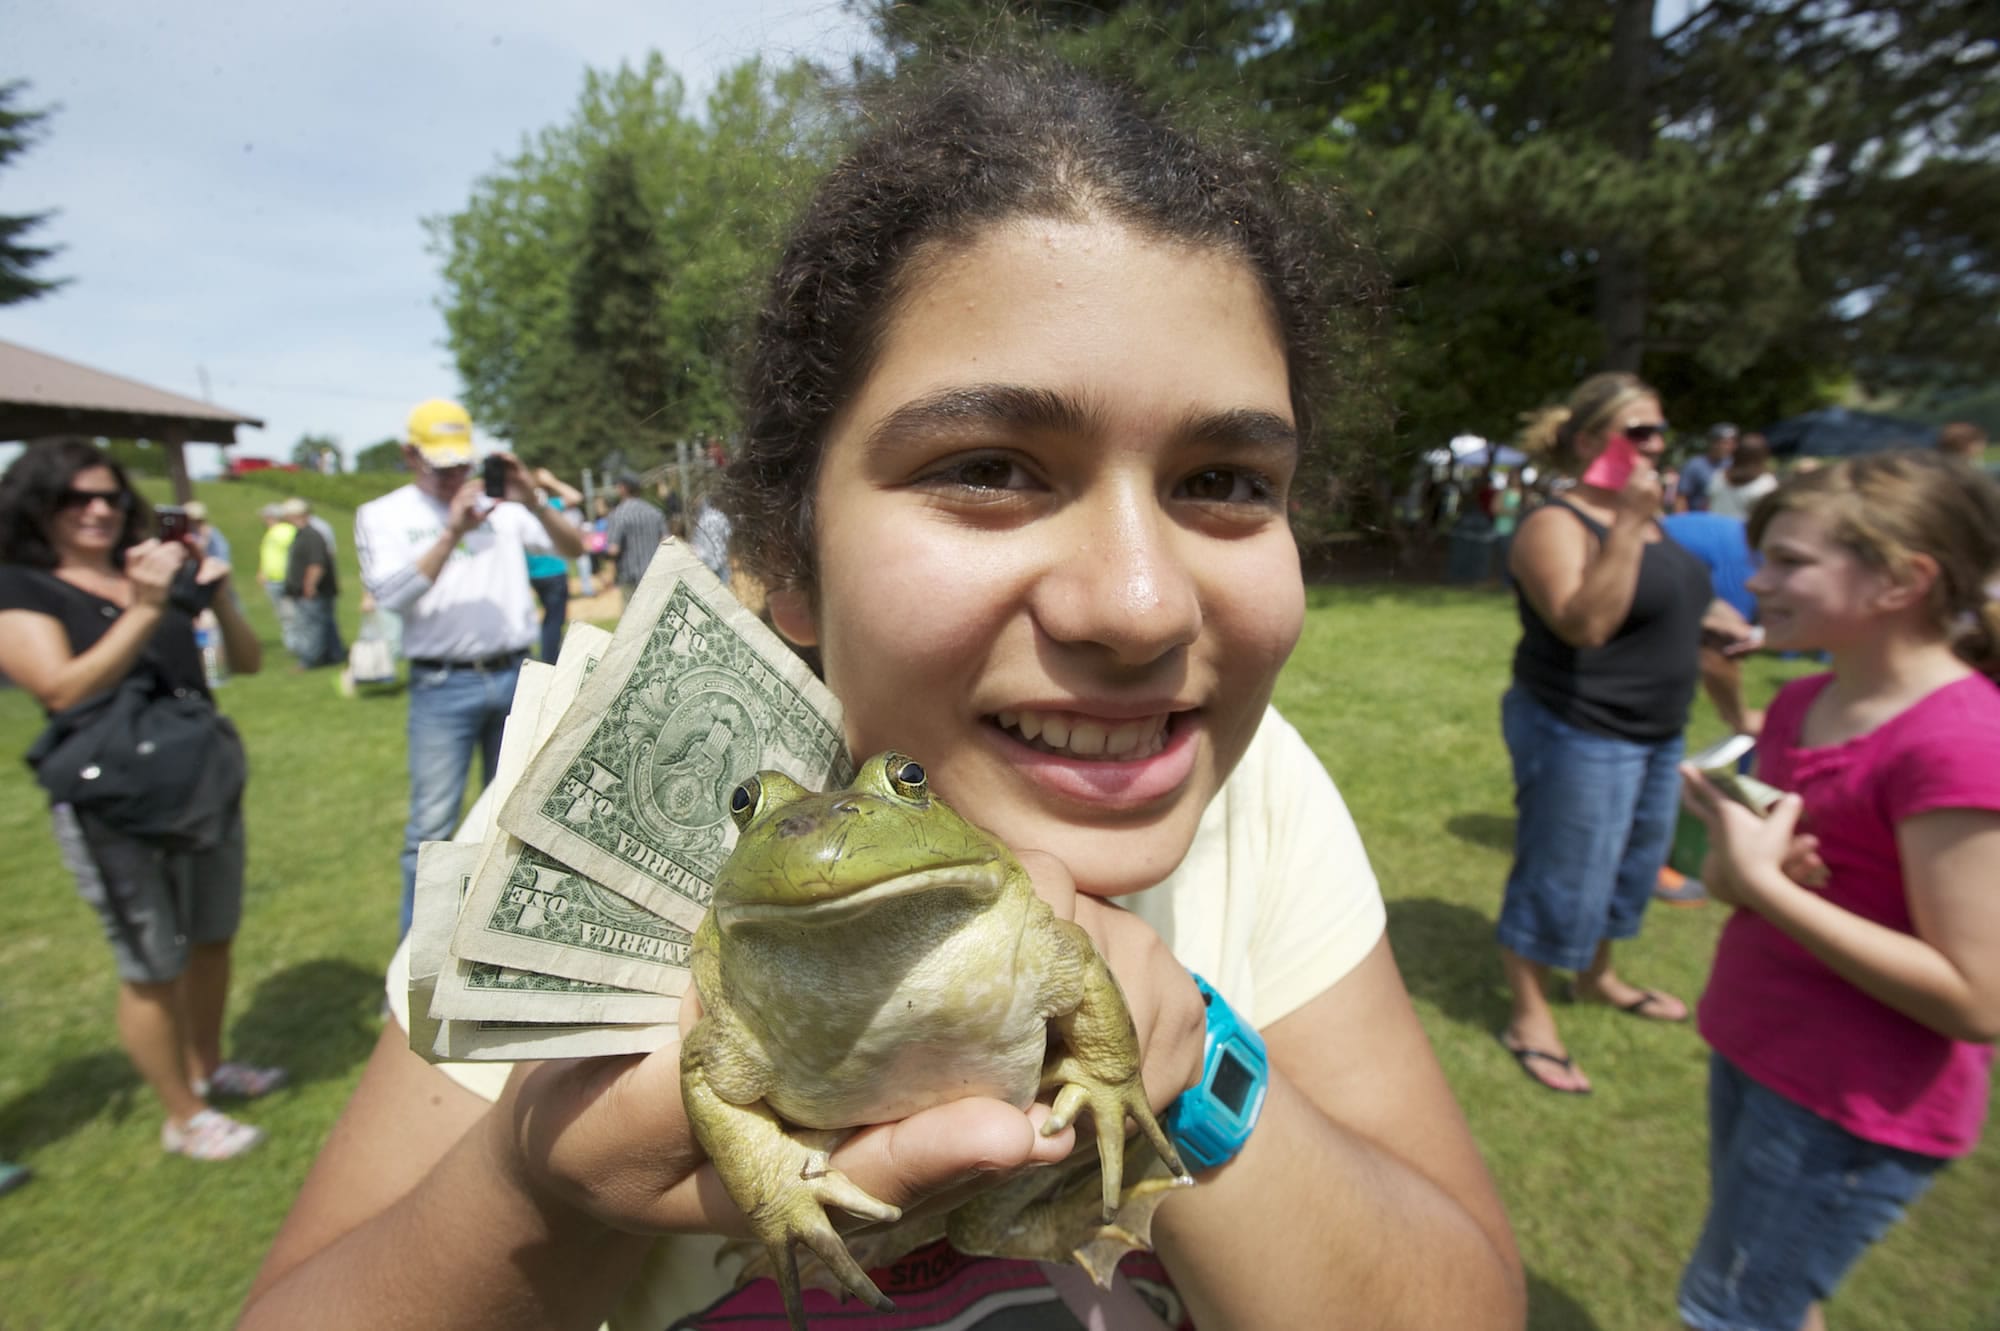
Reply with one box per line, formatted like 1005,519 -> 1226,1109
431,1016 -> 677,1062
498,540 -> 851,931
407,840 -> 484,1060
447,836 -> 694,995
429,952 -> 681,1024
455,661 -> 554,846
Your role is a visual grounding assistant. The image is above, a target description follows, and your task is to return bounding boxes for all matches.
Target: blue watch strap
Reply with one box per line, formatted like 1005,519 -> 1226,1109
1163,972 -> 1269,1172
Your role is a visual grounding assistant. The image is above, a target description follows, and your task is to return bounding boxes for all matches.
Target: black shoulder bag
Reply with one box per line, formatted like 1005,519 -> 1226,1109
25,668 -> 247,849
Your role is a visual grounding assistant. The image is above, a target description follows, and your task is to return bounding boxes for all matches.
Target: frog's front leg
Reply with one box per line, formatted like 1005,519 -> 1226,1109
681,1022 -> 901,1330
1032,916 -> 1192,1220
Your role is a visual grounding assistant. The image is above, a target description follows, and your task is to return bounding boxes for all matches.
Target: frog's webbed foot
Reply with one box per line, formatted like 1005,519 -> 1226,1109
947,1148 -> 1191,1287
1039,1050 -> 1191,1221
684,1057 -> 900,1330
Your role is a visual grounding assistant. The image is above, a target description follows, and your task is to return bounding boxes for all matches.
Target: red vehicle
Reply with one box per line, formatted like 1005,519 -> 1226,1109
225,456 -> 300,477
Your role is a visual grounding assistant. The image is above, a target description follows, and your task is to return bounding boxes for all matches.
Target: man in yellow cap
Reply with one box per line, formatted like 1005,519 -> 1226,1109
354,399 -> 585,933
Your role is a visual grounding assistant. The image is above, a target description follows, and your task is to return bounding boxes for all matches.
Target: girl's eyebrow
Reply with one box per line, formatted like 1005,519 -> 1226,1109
861,384 -> 1298,454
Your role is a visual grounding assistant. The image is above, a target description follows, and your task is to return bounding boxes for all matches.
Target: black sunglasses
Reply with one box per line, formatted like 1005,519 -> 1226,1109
57,487 -> 135,512
1619,424 -> 1668,444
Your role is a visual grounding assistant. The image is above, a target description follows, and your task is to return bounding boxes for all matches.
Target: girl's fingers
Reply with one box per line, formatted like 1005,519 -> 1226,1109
1677,765 -> 1722,824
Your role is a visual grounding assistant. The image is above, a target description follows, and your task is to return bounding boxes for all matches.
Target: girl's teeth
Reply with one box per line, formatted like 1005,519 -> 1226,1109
996,710 -> 1169,759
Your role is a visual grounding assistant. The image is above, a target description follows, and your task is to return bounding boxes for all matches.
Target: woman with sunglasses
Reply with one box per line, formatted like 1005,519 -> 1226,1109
0,439 -> 280,1159
1493,373 -> 1720,1094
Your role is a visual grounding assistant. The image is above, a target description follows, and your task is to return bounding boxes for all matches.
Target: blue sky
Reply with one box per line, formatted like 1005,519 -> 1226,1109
0,1 -> 870,474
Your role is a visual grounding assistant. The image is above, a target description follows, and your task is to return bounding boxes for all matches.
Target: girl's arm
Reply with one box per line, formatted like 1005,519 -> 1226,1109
0,541 -> 189,711
1687,777 -> 2000,1044
1066,895 -> 1524,1330
1508,502 -> 1650,649
243,1019 -> 1077,1328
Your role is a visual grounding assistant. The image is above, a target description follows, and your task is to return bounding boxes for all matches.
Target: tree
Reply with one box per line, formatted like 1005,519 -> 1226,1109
291,433 -> 341,472
429,55 -> 838,476
353,437 -> 408,472
856,1 -> 2000,452
0,80 -> 67,305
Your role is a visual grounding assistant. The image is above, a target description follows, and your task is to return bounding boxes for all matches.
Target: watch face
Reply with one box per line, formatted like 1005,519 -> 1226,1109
1210,1047 -> 1254,1115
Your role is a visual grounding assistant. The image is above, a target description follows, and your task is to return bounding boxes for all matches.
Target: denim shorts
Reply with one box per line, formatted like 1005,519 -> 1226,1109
52,801 -> 246,984
1679,1054 -> 1948,1331
1495,686 -> 1683,971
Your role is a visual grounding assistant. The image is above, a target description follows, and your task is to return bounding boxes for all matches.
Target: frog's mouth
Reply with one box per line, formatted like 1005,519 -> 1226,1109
717,859 -> 1009,928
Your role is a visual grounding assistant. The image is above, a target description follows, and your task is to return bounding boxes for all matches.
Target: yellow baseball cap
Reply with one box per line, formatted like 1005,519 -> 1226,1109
406,398 -> 475,466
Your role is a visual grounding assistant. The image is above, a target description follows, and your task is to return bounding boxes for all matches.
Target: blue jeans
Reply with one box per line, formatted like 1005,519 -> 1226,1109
1495,686 -> 1683,971
398,659 -> 522,933
1679,1054 -> 1947,1331
530,573 -> 569,662
289,597 -> 345,668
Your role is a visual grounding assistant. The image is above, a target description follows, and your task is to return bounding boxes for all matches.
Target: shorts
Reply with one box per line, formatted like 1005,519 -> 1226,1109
52,801 -> 246,984
1494,686 -> 1683,971
1678,1054 -> 1949,1331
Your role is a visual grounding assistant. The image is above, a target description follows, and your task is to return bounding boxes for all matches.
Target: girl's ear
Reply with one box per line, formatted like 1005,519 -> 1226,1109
766,585 -> 820,648
1879,552 -> 1941,613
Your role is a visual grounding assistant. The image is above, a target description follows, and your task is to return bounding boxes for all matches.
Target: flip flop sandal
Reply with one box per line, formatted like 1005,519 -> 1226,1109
1498,1036 -> 1591,1095
1617,990 -> 1688,1023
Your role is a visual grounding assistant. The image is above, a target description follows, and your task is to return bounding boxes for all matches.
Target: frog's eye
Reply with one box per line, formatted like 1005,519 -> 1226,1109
728,776 -> 762,830
886,755 -> 927,801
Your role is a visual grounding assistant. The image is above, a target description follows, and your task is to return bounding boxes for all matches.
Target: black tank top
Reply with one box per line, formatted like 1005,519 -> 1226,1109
1511,499 -> 1711,742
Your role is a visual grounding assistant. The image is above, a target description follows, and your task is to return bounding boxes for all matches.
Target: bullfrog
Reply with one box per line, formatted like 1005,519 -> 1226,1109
680,751 -> 1190,1328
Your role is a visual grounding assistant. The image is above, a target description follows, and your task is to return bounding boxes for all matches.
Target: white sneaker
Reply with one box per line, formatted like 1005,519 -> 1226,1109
161,1108 -> 264,1161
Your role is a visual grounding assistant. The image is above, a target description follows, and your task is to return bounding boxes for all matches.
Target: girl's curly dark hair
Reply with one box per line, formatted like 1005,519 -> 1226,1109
722,54 -> 1382,596
0,438 -> 150,569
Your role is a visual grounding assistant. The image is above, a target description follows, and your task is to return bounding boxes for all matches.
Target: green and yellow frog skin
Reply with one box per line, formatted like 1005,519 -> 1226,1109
680,751 -> 1189,1328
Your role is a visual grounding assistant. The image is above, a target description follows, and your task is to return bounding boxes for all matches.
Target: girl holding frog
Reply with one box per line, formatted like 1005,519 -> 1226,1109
244,57 -> 1522,1330
1677,450 -> 2000,1331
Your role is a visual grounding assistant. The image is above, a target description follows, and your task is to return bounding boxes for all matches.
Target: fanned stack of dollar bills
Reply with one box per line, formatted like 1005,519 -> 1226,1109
406,541 -> 854,1062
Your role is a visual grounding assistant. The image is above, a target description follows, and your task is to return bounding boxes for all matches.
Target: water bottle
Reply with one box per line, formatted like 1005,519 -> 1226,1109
196,610 -> 227,687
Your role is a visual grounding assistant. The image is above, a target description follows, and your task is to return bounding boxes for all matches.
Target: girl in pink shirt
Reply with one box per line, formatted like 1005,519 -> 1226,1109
1676,451 -> 2000,1331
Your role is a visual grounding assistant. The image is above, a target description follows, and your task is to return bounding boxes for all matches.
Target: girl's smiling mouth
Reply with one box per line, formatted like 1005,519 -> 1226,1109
982,708 -> 1201,810
990,708 -> 1171,759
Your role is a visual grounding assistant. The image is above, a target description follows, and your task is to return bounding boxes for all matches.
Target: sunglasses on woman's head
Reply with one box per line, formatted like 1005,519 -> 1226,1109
57,487 -> 134,511
1619,424 -> 1667,444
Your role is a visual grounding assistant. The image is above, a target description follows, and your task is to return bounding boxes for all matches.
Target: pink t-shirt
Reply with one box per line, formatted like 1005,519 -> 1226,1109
1699,671 -> 2000,1158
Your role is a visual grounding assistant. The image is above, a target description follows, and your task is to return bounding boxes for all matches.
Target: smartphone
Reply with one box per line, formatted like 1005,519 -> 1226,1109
1580,435 -> 1639,490
156,505 -> 192,546
483,455 -> 508,500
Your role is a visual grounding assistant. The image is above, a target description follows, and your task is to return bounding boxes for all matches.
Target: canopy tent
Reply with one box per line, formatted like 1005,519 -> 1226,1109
0,339 -> 263,502
1762,407 -> 1936,459
1423,434 -> 1528,469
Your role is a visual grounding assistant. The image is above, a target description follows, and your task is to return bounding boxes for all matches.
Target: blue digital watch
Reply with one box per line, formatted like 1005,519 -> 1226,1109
1163,972 -> 1269,1172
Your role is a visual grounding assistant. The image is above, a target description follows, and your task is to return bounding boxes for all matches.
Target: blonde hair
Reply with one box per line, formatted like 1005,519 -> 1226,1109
1748,450 -> 2000,673
1518,371 -> 1657,472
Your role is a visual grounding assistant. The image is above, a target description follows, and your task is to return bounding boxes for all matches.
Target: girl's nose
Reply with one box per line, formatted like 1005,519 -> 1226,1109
1031,489 -> 1201,667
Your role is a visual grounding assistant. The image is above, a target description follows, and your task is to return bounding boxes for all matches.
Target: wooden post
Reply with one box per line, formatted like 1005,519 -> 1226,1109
162,425 -> 193,503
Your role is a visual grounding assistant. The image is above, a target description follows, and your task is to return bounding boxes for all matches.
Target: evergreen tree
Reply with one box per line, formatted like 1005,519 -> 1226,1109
0,80 -> 67,306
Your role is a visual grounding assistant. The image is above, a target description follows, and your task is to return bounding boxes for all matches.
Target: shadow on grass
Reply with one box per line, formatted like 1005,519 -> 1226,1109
0,1050 -> 143,1155
1385,896 -> 1510,1032
1447,811 -> 1516,853
1526,1268 -> 1606,1330
230,958 -> 382,1089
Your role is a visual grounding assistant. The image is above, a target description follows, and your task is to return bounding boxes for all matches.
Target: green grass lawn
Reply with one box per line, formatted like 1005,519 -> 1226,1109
1,495 -> 1993,1329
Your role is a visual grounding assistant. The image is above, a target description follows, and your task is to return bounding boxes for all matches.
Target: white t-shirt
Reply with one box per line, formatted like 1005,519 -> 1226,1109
355,484 -> 553,662
1706,472 -> 1778,520
385,704 -> 1386,1329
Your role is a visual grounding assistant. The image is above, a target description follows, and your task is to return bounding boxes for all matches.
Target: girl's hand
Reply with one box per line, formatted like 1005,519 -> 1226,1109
1019,850 -> 1207,1116
1681,765 -> 1809,910
195,556 -> 233,587
124,538 -> 190,606
1782,831 -> 1829,889
493,996 -> 1077,1240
